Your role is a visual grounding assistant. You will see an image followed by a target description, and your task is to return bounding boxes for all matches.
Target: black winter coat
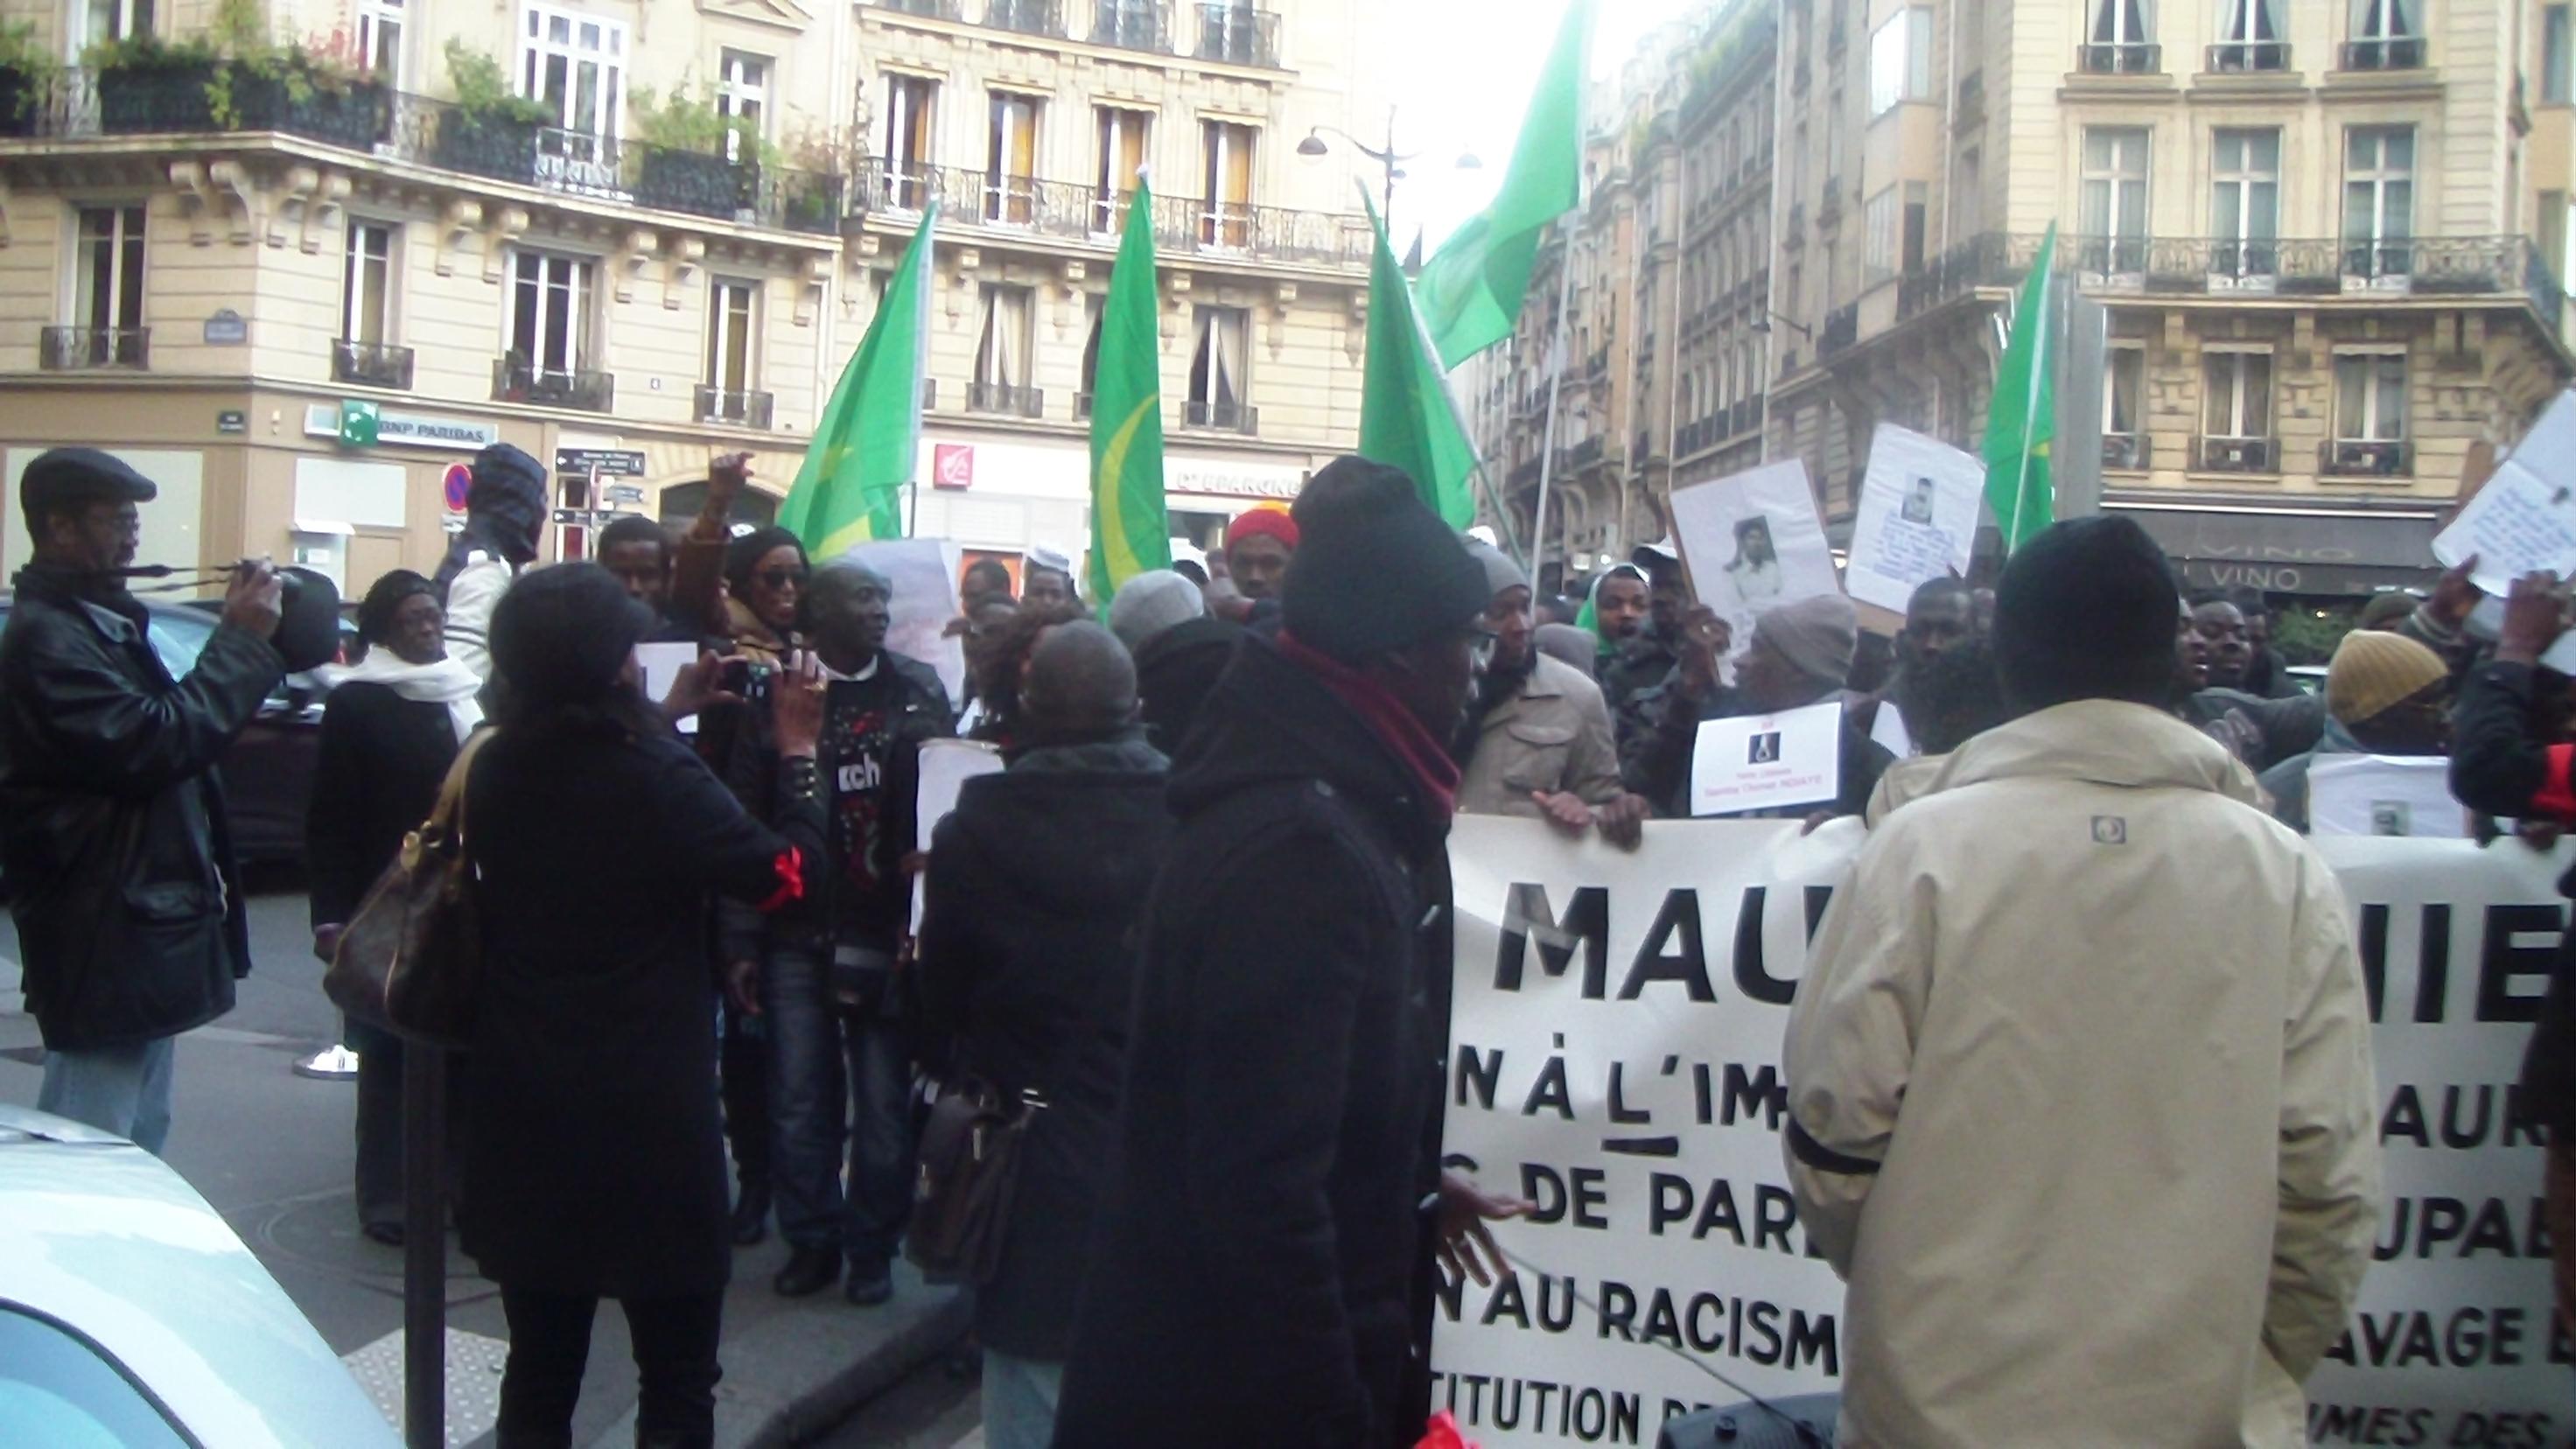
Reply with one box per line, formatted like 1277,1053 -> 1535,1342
0,569 -> 281,1051
1054,636 -> 1451,1449
460,725 -> 822,1298
1132,615 -> 1244,757
916,733 -> 1172,1358
305,682 -> 458,929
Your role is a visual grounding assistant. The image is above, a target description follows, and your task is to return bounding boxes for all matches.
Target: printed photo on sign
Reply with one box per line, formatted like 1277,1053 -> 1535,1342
2308,755 -> 2468,839
1845,423 -> 1984,614
1669,460 -> 1841,654
1690,699 -> 1843,817
844,537 -> 968,706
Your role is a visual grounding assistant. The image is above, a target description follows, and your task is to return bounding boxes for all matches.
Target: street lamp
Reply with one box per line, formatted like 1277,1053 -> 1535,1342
1751,310 -> 1813,340
1297,107 -> 1481,221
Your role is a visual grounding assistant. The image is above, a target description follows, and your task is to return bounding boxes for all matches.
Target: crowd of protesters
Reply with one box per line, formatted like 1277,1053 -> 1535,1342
12,435 -> 2576,1448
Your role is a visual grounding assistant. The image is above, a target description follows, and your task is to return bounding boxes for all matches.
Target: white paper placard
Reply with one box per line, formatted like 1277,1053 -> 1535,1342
2433,390 -> 2576,595
1869,697 -> 1914,759
634,641 -> 704,735
1669,459 -> 1842,656
1844,423 -> 1984,614
2308,755 -> 2468,838
1689,699 -> 1844,816
912,738 -> 1005,928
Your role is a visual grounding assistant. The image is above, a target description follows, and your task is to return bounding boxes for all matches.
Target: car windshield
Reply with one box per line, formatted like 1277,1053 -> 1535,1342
0,1306 -> 191,1448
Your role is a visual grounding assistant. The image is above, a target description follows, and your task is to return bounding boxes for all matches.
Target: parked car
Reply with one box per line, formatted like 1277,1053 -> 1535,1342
0,595 -> 327,870
0,1104 -> 400,1447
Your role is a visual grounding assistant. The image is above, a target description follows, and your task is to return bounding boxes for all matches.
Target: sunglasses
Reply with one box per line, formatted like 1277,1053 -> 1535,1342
758,567 -> 808,590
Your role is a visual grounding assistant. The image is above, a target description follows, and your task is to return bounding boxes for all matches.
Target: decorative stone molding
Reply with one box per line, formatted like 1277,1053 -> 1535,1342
482,206 -> 530,284
435,199 -> 484,276
665,236 -> 707,309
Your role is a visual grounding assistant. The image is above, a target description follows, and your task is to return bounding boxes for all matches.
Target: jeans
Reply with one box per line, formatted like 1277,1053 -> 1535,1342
764,947 -> 913,1264
981,1351 -> 1064,1449
494,1286 -> 723,1449
38,1037 -> 176,1156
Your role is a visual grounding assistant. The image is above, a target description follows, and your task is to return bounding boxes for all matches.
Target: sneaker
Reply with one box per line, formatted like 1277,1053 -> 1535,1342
773,1245 -> 842,1298
844,1257 -> 894,1306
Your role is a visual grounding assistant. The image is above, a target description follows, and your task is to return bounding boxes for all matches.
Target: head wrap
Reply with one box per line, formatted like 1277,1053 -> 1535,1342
356,569 -> 438,646
1754,594 -> 1861,688
1578,564 -> 1648,642
1225,507 -> 1301,554
490,563 -> 654,709
1279,457 -> 1488,663
1026,544 -> 1074,577
1107,570 -> 1206,652
436,443 -> 549,589
2326,630 -> 2448,724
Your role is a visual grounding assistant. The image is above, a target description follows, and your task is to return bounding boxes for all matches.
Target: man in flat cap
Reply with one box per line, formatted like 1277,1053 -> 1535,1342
0,448 -> 284,1152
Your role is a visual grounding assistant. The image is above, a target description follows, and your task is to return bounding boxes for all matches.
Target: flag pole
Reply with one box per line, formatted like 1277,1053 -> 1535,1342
1528,215 -> 1578,592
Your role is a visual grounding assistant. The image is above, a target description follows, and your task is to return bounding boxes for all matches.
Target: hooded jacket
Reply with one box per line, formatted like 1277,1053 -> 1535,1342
1782,700 -> 2379,1449
916,733 -> 1172,1358
1054,635 -> 1450,1449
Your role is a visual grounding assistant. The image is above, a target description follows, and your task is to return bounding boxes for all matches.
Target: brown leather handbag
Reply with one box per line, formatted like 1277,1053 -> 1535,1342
323,730 -> 495,1051
905,1074 -> 1041,1284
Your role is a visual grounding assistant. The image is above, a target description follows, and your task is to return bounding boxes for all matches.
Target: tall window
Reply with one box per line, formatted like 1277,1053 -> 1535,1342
520,5 -> 625,138
2549,6 -> 2573,104
986,94 -> 1040,225
1201,121 -> 1256,248
2210,128 -> 2280,278
1079,295 -> 1103,414
1865,186 -> 1900,284
1867,7 -> 1930,116
2334,353 -> 2407,440
2213,0 -> 2286,71
972,285 -> 1035,414
342,221 -> 394,345
1901,179 -> 1927,272
885,75 -> 937,211
83,0 -> 152,46
2343,126 -> 2414,279
2202,351 -> 2272,438
2083,0 -> 2155,72
358,0 -> 404,83
718,51 -> 767,164
2104,345 -> 2146,467
1187,305 -> 1250,427
706,279 -> 756,402
75,205 -> 147,365
508,251 -> 593,376
1094,108 -> 1151,233
2346,0 -> 2421,69
2079,127 -> 2151,274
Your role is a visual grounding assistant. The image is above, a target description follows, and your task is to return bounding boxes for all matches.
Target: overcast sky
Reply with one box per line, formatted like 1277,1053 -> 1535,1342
1382,0 -> 1706,249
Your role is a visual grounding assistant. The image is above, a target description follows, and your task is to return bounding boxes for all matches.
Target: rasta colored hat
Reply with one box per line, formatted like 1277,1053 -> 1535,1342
1225,507 -> 1300,553
1280,457 -> 1488,663
2326,630 -> 2448,724
490,563 -> 654,708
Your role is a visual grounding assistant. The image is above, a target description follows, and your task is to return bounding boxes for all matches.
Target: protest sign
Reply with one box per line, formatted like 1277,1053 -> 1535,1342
1844,424 -> 1982,614
1434,818 -> 2574,1447
2433,389 -> 2576,596
1669,461 -> 1840,654
634,641 -> 704,735
1690,700 -> 1844,816
911,738 -> 1004,928
844,536 -> 967,706
2310,756 -> 2470,839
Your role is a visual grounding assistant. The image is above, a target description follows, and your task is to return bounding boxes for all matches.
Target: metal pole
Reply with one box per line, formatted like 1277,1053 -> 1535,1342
1529,221 -> 1579,592
401,1043 -> 445,1449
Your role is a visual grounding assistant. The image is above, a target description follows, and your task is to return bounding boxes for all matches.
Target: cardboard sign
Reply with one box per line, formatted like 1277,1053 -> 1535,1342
1690,700 -> 1844,817
912,738 -> 1004,928
2308,755 -> 2468,839
1669,460 -> 1842,657
2433,389 -> 2576,594
1844,424 -> 1983,614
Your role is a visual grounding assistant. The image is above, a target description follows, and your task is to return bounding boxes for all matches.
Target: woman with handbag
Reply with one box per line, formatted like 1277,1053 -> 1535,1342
459,564 -> 829,1449
306,569 -> 483,1246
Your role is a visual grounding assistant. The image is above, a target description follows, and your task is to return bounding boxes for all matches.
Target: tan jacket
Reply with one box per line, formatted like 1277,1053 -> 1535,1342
1783,700 -> 2378,1449
1457,654 -> 1623,817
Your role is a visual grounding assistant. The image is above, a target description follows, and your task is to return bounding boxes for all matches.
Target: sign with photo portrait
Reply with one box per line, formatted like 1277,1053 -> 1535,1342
1845,424 -> 1984,615
1670,459 -> 1843,654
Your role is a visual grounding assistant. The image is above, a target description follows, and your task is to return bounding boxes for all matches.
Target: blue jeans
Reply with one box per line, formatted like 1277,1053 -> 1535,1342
981,1351 -> 1064,1449
38,1037 -> 176,1156
763,947 -> 913,1264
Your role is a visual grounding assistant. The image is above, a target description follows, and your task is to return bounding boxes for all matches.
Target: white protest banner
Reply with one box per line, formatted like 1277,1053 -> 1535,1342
2434,389 -> 2576,596
844,537 -> 967,706
1844,424 -> 1982,614
911,738 -> 1004,928
1435,820 -> 2576,1447
1690,700 -> 1843,817
2311,756 -> 2470,839
1670,461 -> 1841,654
634,640 -> 704,735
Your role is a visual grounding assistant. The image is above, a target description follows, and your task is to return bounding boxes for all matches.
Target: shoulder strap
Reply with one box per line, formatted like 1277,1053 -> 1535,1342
430,727 -> 499,843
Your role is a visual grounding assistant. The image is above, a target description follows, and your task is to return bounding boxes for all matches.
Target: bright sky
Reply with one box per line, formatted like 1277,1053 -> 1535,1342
1384,0 -> 1708,250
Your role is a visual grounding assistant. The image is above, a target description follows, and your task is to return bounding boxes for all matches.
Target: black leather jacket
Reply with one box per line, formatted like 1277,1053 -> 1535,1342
0,567 -> 280,1050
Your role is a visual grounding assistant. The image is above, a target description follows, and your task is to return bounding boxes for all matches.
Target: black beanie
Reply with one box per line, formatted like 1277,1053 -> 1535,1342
726,526 -> 807,592
1992,514 -> 2181,712
490,563 -> 654,709
356,568 -> 438,646
1282,457 -> 1490,663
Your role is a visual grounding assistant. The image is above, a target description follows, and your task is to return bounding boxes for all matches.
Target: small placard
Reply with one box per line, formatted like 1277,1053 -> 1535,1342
635,642 -> 703,736
216,410 -> 247,435
1689,699 -> 1844,817
202,309 -> 248,345
2308,755 -> 2466,838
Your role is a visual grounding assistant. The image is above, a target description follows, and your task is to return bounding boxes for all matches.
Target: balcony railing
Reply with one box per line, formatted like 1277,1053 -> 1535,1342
1195,4 -> 1280,66
1074,392 -> 1096,419
984,0 -> 1065,35
2103,432 -> 2148,470
695,385 -> 775,428
2078,42 -> 2162,74
2194,435 -> 2279,473
493,356 -> 614,412
2342,36 -> 2425,70
1182,399 -> 1258,434
332,339 -> 415,389
880,0 -> 965,17
967,382 -> 1046,418
850,159 -> 1370,267
1092,0 -> 1172,49
2320,438 -> 2414,478
1819,303 -> 1859,358
41,326 -> 148,370
2208,40 -> 2291,73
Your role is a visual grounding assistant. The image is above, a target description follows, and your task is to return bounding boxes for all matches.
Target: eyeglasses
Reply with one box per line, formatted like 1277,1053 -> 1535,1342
758,568 -> 807,590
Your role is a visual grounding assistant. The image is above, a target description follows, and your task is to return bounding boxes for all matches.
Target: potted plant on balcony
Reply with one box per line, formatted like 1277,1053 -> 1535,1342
631,84 -> 774,220
0,22 -> 60,137
776,123 -> 851,234
207,10 -> 388,151
433,38 -> 547,185
88,27 -> 222,135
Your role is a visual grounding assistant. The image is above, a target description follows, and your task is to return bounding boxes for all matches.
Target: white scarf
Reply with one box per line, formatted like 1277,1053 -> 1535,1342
323,652 -> 486,742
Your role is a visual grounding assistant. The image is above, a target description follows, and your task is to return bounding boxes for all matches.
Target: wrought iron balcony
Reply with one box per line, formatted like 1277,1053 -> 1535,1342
848,160 -> 1370,267
1074,392 -> 1096,419
984,0 -> 1065,35
332,339 -> 415,389
2320,438 -> 2414,478
2103,432 -> 2148,470
2341,36 -> 2425,70
879,0 -> 964,18
1818,303 -> 1859,358
1194,4 -> 1279,66
2078,42 -> 2162,74
967,382 -> 1046,418
2208,40 -> 2291,73
1092,0 -> 1172,50
492,356 -> 614,412
1182,399 -> 1258,434
695,385 -> 774,428
40,326 -> 148,370
2194,436 -> 2278,473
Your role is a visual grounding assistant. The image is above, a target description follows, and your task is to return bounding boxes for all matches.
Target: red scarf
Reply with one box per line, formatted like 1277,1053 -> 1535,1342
1277,632 -> 1460,822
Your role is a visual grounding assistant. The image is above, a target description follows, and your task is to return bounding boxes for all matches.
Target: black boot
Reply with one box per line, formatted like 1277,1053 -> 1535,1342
729,1181 -> 769,1247
844,1256 -> 893,1307
773,1244 -> 842,1298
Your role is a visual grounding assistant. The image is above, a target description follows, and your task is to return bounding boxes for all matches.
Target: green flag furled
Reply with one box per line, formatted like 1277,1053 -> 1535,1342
1413,0 -> 1589,370
1981,224 -> 2057,553
1087,176 -> 1172,603
1358,192 -> 1480,528
779,204 -> 936,556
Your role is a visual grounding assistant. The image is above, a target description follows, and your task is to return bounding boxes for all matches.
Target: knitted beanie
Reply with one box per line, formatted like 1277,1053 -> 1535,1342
2326,630 -> 2449,724
1280,458 -> 1488,662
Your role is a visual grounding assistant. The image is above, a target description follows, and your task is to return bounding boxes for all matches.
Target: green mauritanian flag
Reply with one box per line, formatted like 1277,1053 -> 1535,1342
1088,177 -> 1172,603
1358,192 -> 1479,528
1982,224 -> 2058,553
1413,0 -> 1589,370
780,204 -> 936,556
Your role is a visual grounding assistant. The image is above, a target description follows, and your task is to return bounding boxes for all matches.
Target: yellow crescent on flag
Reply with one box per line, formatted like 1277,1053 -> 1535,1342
1094,396 -> 1158,584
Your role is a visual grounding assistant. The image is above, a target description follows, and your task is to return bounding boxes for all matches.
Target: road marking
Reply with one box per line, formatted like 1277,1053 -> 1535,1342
340,1326 -> 508,1446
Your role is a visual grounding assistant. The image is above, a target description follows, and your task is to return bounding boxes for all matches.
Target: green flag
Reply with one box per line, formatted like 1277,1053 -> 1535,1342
1087,177 -> 1172,604
1982,224 -> 2058,554
1413,0 -> 1589,370
779,204 -> 936,556
1358,193 -> 1480,528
